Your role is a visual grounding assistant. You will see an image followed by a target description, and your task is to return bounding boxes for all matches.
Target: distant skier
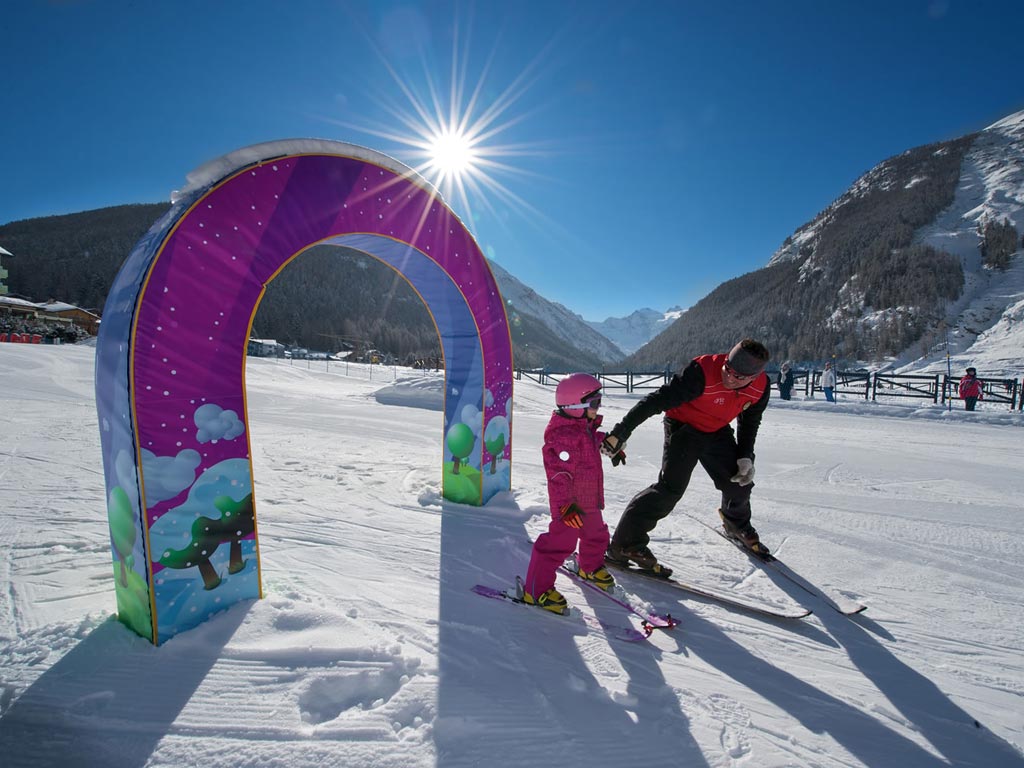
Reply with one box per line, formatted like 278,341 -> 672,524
601,338 -> 772,571
958,366 -> 984,411
821,362 -> 836,402
777,363 -> 794,400
522,374 -> 619,613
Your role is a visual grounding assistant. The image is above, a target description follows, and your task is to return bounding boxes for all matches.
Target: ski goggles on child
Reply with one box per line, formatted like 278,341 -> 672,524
561,396 -> 602,411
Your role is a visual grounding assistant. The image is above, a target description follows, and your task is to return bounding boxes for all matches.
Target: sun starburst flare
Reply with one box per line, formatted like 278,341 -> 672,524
320,12 -> 566,235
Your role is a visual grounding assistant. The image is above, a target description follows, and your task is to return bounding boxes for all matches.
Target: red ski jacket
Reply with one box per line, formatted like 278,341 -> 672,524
665,354 -> 768,433
959,375 -> 984,399
609,353 -> 770,459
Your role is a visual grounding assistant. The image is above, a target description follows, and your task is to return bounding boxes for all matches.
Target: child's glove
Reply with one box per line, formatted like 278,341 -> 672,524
560,503 -> 586,529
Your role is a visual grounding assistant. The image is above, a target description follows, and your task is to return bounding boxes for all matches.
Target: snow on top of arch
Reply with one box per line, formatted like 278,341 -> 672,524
170,139 -> 440,203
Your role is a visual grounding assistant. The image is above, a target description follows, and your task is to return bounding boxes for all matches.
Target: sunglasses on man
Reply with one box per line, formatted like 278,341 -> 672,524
723,363 -> 758,381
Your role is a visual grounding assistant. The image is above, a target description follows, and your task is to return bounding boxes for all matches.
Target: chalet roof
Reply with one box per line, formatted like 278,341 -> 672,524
38,301 -> 78,313
0,295 -> 40,309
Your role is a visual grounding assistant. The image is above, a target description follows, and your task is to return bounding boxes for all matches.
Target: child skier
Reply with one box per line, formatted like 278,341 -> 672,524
522,373 -> 618,613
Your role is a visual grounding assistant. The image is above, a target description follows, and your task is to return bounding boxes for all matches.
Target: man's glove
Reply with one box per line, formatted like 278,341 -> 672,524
610,449 -> 626,467
730,458 -> 755,486
560,503 -> 586,529
598,434 -> 622,456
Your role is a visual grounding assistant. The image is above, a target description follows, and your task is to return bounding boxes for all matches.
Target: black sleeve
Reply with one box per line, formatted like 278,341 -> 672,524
736,381 -> 770,460
610,361 -> 706,442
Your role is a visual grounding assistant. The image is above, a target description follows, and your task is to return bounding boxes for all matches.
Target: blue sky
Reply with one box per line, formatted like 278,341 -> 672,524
3,1 -> 1023,321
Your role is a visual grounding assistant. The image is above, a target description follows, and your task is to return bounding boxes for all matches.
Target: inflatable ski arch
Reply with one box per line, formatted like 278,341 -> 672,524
96,140 -> 514,644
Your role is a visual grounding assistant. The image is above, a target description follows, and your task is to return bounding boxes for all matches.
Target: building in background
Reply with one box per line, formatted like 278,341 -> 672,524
37,300 -> 100,335
0,246 -> 11,295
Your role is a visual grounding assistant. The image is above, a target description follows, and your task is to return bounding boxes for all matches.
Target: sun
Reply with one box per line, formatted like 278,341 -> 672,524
427,129 -> 479,181
323,11 -> 561,232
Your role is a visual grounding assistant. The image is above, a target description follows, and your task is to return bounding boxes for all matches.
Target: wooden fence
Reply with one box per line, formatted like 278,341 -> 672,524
515,369 -> 671,393
799,369 -> 1020,410
516,368 -> 1023,410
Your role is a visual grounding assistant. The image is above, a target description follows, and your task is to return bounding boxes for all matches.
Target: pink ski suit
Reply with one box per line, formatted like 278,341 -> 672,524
523,410 -> 610,598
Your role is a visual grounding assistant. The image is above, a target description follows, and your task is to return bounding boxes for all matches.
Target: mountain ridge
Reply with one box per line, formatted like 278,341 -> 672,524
624,109 -> 1024,379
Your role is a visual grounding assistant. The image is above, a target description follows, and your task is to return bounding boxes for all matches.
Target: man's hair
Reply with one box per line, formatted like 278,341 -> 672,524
739,339 -> 770,362
726,338 -> 770,376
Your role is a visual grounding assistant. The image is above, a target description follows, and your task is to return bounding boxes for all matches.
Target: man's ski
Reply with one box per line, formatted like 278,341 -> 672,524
470,584 -> 650,642
687,513 -> 867,616
603,559 -> 812,620
559,556 -> 680,632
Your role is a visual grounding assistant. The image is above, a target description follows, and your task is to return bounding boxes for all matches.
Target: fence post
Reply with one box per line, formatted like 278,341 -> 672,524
932,373 -> 939,404
871,373 -> 878,402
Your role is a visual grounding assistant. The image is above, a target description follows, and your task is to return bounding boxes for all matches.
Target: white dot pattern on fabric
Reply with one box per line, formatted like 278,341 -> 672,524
559,451 -> 571,461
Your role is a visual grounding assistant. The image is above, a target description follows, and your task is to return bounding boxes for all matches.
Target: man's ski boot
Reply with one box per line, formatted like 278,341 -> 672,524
577,565 -> 616,591
522,587 -> 569,615
719,509 -> 771,557
606,544 -> 673,578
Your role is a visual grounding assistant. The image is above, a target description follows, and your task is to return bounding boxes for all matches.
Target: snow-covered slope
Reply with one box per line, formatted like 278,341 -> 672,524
586,306 -> 686,355
768,109 -> 1024,378
907,110 -> 1024,375
1,344 -> 1022,767
489,260 -> 625,362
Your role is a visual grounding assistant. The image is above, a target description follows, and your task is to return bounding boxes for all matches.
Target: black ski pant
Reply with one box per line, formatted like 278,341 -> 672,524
611,418 -> 753,550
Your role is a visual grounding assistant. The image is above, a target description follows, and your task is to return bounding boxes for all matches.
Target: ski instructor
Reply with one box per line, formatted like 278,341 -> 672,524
600,338 -> 772,576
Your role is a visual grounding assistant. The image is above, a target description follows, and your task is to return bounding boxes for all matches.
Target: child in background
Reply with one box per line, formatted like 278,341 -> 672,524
958,366 -> 984,411
522,373 -> 618,613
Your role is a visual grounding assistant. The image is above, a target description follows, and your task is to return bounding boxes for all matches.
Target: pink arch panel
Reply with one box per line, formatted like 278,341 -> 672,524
95,141 -> 514,644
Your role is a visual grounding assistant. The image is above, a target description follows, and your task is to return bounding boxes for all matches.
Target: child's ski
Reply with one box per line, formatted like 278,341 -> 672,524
471,583 -> 650,642
559,555 -> 680,632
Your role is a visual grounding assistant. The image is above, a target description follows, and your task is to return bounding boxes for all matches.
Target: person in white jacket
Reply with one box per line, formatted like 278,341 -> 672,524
821,362 -> 836,402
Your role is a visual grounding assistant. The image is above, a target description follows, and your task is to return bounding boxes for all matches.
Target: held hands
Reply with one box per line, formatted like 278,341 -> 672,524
560,503 -> 586,529
601,435 -> 627,466
730,458 -> 755,486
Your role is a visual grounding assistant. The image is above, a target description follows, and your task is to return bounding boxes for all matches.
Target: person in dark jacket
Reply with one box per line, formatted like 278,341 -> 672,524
600,339 -> 772,575
958,367 -> 984,411
777,363 -> 794,400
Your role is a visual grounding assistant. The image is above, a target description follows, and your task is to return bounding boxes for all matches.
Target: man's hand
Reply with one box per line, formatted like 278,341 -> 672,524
730,458 -> 755,486
560,503 -> 586,529
600,434 -> 621,455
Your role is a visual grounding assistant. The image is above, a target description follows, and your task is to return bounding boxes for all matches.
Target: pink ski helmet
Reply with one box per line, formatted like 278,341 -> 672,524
555,373 -> 602,415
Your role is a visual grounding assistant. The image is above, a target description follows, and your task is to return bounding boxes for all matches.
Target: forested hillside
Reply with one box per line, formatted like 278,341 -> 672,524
626,135 -> 977,369
0,205 -> 607,370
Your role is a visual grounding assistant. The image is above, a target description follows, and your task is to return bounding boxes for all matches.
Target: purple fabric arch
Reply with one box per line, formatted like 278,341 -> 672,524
95,141 -> 514,644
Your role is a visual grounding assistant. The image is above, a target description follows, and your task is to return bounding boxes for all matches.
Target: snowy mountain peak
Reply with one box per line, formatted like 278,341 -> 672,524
765,107 -> 1024,378
586,306 -> 686,355
985,107 -> 1024,132
487,260 -> 625,362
